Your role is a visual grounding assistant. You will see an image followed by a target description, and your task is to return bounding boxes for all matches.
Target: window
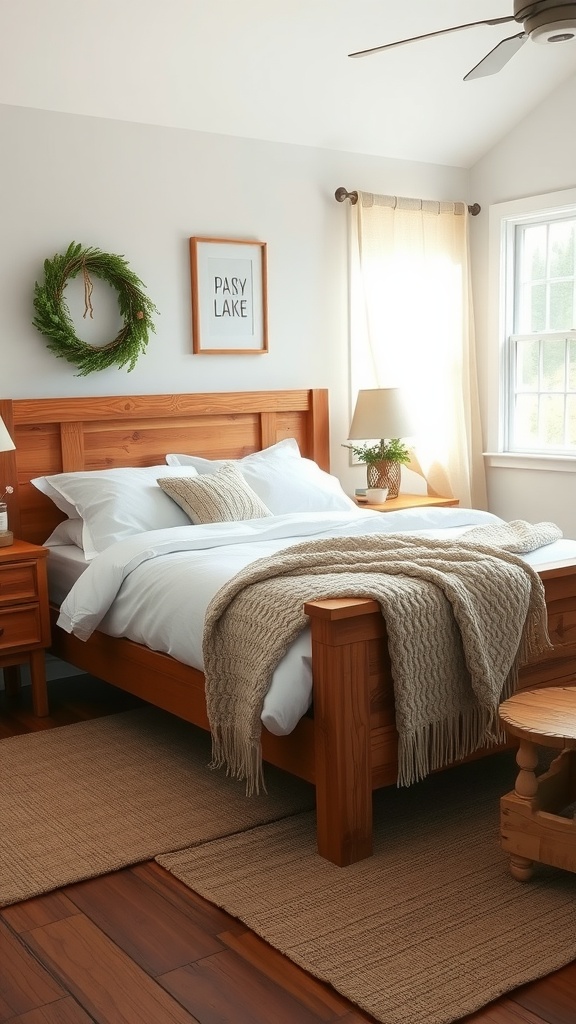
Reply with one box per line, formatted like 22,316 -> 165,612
509,217 -> 576,453
489,189 -> 576,465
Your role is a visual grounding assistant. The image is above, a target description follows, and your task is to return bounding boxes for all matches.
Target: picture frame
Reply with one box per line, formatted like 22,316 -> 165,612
190,237 -> 268,355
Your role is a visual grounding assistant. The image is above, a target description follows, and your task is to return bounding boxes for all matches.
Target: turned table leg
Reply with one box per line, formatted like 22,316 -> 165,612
509,738 -> 539,881
509,854 -> 535,882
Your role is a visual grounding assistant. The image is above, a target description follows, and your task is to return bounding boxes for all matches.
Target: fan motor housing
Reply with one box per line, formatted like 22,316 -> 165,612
514,0 -> 576,39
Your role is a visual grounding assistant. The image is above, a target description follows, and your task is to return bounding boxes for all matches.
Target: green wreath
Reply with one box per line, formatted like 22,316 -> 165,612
33,242 -> 158,376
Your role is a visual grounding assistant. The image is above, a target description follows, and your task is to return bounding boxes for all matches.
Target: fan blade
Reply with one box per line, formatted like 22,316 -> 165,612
348,17 -> 515,58
463,32 -> 528,79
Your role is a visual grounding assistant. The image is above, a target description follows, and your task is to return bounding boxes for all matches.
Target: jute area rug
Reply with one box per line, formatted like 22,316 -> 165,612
158,750 -> 576,1024
0,707 -> 313,908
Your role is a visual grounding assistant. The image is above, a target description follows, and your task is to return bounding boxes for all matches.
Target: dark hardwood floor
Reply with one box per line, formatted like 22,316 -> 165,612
1,675 -> 576,1024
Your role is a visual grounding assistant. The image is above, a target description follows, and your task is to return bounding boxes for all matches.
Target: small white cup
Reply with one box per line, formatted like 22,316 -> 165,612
365,487 -> 389,503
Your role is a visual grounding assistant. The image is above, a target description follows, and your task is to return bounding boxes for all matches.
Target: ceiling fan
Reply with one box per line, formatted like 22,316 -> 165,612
349,1 -> 576,80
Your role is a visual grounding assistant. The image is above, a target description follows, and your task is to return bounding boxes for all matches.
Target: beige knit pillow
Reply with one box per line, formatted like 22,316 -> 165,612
157,463 -> 272,525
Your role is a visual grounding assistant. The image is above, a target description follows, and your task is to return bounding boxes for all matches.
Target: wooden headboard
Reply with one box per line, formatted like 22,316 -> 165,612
0,390 -> 329,545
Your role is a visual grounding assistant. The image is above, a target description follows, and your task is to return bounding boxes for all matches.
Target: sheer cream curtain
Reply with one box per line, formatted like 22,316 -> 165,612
349,191 -> 487,509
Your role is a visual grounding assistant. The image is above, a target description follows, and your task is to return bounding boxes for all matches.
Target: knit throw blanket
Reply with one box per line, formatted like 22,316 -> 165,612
203,521 -> 560,792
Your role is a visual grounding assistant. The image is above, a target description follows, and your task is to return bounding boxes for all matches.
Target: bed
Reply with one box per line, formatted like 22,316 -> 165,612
2,389 -> 576,866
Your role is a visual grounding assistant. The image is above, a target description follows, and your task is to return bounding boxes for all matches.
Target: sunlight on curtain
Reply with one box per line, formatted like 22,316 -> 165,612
349,192 -> 487,509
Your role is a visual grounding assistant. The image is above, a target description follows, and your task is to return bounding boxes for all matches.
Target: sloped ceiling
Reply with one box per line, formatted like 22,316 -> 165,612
1,0 -> 575,168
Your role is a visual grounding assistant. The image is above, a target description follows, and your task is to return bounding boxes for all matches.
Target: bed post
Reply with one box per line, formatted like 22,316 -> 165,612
304,596 -> 382,866
308,389 -> 330,471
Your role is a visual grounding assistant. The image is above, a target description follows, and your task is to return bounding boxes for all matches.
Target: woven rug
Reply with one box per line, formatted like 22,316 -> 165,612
158,751 -> 576,1024
0,707 -> 313,907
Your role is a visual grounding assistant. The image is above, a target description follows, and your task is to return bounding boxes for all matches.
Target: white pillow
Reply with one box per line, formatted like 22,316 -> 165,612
32,465 -> 198,559
244,456 -> 356,514
165,436 -> 301,473
44,518 -> 85,549
166,439 -> 355,515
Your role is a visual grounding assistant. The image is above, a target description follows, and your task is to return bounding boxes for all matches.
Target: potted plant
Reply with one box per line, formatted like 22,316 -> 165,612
342,438 -> 411,498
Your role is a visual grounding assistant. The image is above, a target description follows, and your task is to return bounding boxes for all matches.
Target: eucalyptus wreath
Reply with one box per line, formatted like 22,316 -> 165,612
32,242 -> 158,376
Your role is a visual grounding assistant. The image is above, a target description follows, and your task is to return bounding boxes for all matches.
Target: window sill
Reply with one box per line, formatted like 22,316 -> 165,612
484,452 -> 576,472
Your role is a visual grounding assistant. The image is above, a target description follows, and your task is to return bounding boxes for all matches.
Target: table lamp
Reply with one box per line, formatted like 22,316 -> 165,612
346,388 -> 413,498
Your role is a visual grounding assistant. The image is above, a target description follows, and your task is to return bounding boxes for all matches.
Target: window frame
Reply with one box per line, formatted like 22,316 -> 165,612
487,187 -> 576,472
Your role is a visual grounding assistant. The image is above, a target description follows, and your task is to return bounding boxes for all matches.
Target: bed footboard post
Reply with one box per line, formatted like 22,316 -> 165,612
304,597 -> 381,866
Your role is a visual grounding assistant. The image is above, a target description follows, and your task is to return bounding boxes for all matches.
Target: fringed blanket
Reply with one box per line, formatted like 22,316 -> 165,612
203,521 -> 560,792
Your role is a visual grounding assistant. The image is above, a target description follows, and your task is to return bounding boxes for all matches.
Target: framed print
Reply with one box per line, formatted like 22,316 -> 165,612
190,237 -> 268,354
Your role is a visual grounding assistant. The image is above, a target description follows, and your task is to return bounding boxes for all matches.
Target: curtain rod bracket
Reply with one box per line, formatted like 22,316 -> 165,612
335,186 -> 481,216
335,187 -> 358,205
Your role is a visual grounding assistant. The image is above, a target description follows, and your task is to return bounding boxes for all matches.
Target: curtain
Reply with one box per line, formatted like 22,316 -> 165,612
349,191 -> 487,509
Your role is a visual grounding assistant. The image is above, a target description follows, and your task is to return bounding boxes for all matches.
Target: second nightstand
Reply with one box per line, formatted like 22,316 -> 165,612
355,493 -> 459,513
0,539 -> 51,716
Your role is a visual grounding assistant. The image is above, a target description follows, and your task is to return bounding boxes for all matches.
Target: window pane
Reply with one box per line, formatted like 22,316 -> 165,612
549,280 -> 573,330
523,225 -> 547,280
516,339 -> 539,389
541,337 -> 566,390
514,394 -> 539,447
540,394 -> 565,447
570,339 -> 576,390
549,221 -> 575,278
516,283 -> 531,333
529,283 -> 546,332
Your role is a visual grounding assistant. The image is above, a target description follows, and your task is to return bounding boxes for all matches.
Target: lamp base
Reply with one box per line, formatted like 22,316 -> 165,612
0,530 -> 14,547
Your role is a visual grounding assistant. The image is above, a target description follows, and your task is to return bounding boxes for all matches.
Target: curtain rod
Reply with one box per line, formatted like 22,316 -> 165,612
334,186 -> 481,217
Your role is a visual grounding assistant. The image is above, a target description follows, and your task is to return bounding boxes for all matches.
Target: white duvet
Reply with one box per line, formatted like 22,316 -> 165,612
57,506 -> 576,736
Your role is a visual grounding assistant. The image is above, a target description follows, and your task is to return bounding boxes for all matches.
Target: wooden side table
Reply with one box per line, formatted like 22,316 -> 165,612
355,494 -> 459,513
0,539 -> 51,716
498,686 -> 576,881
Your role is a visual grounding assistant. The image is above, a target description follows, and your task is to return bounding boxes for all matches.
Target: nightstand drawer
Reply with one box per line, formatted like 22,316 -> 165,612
0,604 -> 43,650
0,561 -> 39,605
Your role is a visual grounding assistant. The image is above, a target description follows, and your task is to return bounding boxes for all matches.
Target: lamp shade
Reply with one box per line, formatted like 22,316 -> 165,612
0,416 -> 15,453
348,388 -> 413,440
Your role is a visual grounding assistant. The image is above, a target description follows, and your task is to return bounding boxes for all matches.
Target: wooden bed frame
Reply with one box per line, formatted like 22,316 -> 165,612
2,389 -> 576,866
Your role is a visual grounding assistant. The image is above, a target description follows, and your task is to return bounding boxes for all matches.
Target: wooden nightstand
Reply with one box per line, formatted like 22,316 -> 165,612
0,540 -> 51,716
355,493 -> 459,513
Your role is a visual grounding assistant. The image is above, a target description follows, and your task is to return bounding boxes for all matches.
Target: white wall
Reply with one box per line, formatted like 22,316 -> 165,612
1,102 -> 469,496
470,75 -> 576,537
3,94 -> 574,532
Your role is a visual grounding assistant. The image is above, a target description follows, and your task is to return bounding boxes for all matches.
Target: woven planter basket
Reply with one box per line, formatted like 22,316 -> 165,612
366,460 -> 401,498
